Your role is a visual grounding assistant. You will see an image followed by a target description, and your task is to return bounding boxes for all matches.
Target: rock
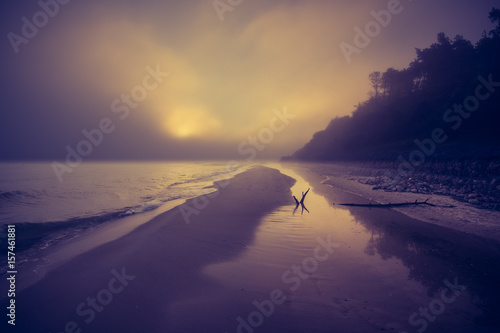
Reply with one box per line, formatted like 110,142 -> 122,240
468,199 -> 480,204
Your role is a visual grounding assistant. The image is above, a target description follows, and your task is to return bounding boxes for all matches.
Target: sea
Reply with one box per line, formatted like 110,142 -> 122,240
0,161 -> 252,274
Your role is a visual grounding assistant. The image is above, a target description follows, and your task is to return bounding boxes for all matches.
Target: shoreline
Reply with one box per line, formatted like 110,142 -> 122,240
8,160 -> 500,297
8,166 -> 296,332
1,163 -> 257,292
287,162 -> 500,243
7,198 -> 188,293
3,163 -> 500,332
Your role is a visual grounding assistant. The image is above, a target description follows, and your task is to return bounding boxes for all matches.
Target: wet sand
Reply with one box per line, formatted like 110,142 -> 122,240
3,165 -> 500,333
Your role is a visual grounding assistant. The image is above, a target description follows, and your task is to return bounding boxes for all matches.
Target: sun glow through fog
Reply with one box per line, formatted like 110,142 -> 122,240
165,106 -> 221,139
35,1 -> 377,151
17,0 -> 495,158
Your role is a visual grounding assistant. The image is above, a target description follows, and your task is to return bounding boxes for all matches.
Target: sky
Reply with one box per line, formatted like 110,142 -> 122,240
0,0 -> 497,161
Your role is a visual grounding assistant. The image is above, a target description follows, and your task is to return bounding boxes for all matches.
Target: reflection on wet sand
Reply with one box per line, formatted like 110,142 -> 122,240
293,188 -> 310,215
294,164 -> 500,330
351,204 -> 500,328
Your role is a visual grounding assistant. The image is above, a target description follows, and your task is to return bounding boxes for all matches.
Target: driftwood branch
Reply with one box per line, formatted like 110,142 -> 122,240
293,188 -> 311,214
300,188 -> 310,205
338,199 -> 455,208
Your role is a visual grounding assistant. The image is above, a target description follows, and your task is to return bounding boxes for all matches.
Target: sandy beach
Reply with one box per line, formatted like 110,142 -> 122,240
3,165 -> 500,333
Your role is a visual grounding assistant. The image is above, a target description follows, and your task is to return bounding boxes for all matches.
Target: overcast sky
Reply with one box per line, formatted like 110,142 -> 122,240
0,0 -> 497,160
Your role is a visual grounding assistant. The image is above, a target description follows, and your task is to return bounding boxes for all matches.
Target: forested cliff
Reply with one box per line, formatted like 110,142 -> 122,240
287,9 -> 500,161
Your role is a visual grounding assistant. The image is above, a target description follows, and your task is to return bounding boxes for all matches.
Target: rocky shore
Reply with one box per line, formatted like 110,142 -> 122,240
345,160 -> 500,211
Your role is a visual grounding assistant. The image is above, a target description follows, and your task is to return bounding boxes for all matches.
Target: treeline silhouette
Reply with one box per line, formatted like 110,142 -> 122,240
288,9 -> 500,161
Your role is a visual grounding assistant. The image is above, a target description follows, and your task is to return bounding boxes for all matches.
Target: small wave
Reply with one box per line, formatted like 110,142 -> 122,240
0,190 -> 44,208
124,200 -> 164,215
0,190 -> 40,201
168,181 -> 185,188
167,168 -> 243,189
0,196 -> 182,258
0,190 -> 21,199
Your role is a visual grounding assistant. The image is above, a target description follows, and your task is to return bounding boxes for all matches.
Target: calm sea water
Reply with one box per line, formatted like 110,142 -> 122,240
0,161 -> 250,225
0,161 -> 251,257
